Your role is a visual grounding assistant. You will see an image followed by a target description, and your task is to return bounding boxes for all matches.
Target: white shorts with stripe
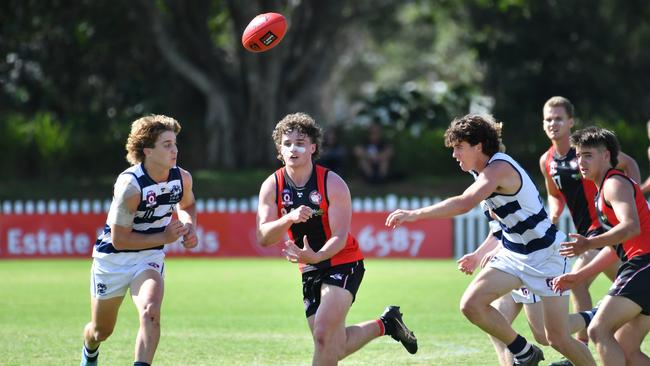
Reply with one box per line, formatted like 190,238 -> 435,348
488,240 -> 573,298
90,250 -> 165,299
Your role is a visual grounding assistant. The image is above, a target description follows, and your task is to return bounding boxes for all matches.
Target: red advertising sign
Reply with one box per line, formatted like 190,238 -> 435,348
0,213 -> 452,259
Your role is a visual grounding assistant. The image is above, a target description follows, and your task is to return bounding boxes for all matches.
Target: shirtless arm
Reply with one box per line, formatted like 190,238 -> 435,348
539,151 -> 565,225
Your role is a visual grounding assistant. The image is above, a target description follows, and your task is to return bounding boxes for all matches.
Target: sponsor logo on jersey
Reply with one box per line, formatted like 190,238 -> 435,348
146,190 -> 157,208
282,189 -> 293,206
169,184 -> 182,202
309,190 -> 322,205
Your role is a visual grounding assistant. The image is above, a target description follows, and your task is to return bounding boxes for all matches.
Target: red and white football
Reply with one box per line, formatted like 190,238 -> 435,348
241,12 -> 287,53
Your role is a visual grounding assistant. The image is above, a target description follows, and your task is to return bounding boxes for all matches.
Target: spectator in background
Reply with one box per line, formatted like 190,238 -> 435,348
640,120 -> 650,194
354,122 -> 394,184
318,125 -> 347,177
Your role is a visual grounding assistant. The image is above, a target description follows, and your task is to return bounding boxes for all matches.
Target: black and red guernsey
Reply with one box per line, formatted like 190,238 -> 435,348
275,165 -> 364,273
545,146 -> 600,235
595,169 -> 650,261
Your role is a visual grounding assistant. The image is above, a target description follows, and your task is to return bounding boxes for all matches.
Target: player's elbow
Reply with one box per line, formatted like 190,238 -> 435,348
455,198 -> 475,214
110,233 -> 128,250
256,230 -> 272,247
625,224 -> 641,239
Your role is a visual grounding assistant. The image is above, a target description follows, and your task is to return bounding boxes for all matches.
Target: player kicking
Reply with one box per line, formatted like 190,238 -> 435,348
386,114 -> 596,365
80,115 -> 198,366
256,113 -> 417,366
553,127 -> 650,365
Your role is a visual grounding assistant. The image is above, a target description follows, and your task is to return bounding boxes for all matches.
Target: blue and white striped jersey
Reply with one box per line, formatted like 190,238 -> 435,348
93,164 -> 184,259
474,152 -> 563,255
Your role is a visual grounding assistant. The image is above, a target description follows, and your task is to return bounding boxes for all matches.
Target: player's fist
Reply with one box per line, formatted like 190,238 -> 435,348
164,219 -> 188,243
181,223 -> 198,249
287,205 -> 313,224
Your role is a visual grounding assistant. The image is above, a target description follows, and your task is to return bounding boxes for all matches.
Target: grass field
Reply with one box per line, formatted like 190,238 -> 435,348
0,258 -> 629,365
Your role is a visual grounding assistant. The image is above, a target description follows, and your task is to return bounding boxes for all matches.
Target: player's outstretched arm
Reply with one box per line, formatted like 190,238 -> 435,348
539,152 -> 565,225
553,246 -> 618,292
562,176 -> 640,256
385,162 -> 504,229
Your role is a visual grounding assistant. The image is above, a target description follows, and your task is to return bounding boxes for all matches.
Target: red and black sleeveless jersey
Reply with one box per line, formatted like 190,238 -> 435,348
275,165 -> 364,272
545,146 -> 600,234
596,169 -> 650,261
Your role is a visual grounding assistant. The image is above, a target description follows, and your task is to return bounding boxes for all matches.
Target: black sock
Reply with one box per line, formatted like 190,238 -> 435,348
579,306 -> 598,328
507,334 -> 533,360
380,316 -> 396,336
133,362 -> 150,366
83,344 -> 99,361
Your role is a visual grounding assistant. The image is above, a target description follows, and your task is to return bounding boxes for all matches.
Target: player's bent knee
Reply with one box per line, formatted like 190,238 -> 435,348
545,332 -> 570,351
587,324 -> 607,344
91,325 -> 114,342
530,330 -> 549,346
140,302 -> 161,324
459,297 -> 483,323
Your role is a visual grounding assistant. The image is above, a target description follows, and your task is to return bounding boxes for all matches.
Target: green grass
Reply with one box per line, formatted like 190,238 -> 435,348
0,258 -> 629,365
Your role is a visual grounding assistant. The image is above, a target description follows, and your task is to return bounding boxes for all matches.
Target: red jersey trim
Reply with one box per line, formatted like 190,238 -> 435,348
600,169 -> 650,260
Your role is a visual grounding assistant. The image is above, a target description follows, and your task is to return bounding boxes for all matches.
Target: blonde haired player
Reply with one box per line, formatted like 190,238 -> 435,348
80,115 -> 197,366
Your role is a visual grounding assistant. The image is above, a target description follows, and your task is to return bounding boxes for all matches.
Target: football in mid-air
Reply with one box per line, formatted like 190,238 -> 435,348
241,12 -> 287,53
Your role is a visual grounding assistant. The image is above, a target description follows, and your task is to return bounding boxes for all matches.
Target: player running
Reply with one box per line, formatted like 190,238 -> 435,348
553,126 -> 650,365
539,96 -> 640,356
80,115 -> 198,366
386,114 -> 596,366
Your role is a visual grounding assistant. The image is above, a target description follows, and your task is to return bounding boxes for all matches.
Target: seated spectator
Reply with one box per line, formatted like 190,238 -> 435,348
353,122 -> 393,184
318,126 -> 347,176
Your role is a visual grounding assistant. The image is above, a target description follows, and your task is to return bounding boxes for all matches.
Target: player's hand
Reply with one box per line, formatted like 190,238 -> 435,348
480,246 -> 500,269
181,223 -> 198,249
282,235 -> 319,264
164,219 -> 189,243
559,233 -> 589,257
385,209 -> 416,229
286,205 -> 314,224
457,252 -> 479,275
552,273 -> 580,292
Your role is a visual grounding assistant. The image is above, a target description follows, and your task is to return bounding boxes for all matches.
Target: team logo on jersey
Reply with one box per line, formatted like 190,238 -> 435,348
169,184 -> 182,202
282,189 -> 293,206
309,190 -> 322,205
96,283 -> 107,295
145,190 -> 157,208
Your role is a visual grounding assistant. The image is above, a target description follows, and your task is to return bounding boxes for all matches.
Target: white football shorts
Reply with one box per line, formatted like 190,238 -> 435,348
488,240 -> 572,298
90,251 -> 165,299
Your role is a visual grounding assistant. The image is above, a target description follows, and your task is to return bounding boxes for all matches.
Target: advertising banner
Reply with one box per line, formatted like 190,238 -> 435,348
0,213 -> 452,259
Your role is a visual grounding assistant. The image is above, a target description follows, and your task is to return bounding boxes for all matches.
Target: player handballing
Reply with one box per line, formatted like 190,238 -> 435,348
256,113 -> 417,366
80,115 -> 198,366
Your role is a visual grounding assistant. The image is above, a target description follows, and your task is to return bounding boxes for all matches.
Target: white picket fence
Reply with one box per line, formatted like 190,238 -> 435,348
0,195 -> 440,215
0,197 -> 574,258
454,206 -> 575,259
